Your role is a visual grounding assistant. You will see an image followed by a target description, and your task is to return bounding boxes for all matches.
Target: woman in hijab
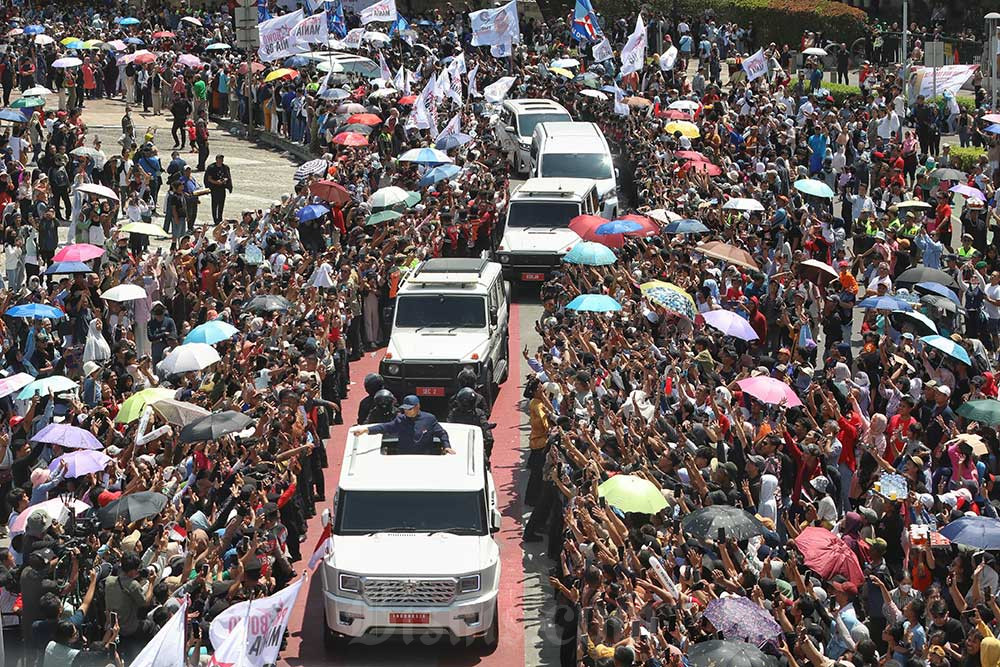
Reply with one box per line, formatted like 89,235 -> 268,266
756,473 -> 779,524
83,318 -> 111,364
837,511 -> 872,565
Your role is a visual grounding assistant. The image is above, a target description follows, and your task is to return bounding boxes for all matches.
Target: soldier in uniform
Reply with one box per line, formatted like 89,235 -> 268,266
447,387 -> 495,464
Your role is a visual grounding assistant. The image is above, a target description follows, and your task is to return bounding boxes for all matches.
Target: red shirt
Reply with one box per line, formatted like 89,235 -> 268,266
886,414 -> 916,461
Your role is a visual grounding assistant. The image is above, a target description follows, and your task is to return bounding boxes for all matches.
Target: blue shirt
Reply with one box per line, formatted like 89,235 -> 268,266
368,411 -> 451,454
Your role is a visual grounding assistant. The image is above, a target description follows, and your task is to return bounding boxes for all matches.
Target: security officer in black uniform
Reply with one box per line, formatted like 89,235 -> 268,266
448,387 -> 495,463
365,389 -> 398,424
357,373 -> 384,424
452,368 -> 489,415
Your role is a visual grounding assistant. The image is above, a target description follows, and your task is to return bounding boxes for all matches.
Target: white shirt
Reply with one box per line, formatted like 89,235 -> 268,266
893,95 -> 906,118
9,136 -> 28,163
877,112 -> 901,140
986,283 -> 1000,319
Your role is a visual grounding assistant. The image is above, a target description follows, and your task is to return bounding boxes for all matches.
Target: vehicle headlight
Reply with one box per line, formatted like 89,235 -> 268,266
499,254 -> 510,264
339,573 -> 362,593
458,574 -> 480,594
386,363 -> 401,376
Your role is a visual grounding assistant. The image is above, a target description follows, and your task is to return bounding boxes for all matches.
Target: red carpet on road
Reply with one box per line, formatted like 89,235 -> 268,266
281,304 -> 526,667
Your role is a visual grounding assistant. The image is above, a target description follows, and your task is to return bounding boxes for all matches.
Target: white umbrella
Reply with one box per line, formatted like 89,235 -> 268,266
722,197 -> 765,212
11,497 -> 90,533
158,343 -> 221,375
363,31 -> 391,45
647,208 -> 682,224
33,34 -> 55,46
100,283 -> 148,302
150,398 -> 211,426
77,183 -> 119,200
368,186 -> 409,208
368,87 -> 398,99
180,16 -> 203,26
579,89 -> 607,100
803,47 -> 828,56
551,57 -> 580,68
668,100 -> 700,111
22,85 -> 52,96
52,57 -> 83,68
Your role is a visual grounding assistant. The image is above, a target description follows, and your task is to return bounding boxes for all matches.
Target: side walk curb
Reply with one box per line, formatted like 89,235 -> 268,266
210,115 -> 315,163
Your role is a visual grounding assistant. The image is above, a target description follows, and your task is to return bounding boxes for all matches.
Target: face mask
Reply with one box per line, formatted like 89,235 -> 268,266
899,583 -> 912,594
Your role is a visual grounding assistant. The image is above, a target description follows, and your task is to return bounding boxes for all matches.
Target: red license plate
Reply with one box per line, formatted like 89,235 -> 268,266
521,272 -> 545,281
416,386 -> 445,397
389,612 -> 430,625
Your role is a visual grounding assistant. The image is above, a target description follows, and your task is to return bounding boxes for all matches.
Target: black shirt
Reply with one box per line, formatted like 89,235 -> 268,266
204,163 -> 232,192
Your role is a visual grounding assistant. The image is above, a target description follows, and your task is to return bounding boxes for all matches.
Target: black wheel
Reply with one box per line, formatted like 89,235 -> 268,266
479,601 -> 499,653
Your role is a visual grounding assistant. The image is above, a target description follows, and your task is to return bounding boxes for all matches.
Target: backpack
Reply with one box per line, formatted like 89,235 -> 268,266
49,166 -> 68,188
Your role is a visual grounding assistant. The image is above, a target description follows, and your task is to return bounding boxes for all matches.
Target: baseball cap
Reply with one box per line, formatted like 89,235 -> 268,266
865,537 -> 888,554
748,455 -> 766,468
937,385 -> 951,396
401,395 -> 420,409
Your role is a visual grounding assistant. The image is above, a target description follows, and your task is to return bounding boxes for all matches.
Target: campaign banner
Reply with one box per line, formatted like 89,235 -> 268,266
912,64 -> 977,98
742,48 -> 767,82
659,45 -> 678,71
469,0 -> 520,47
342,27 -> 365,49
291,10 -> 330,45
209,577 -> 305,667
360,0 -> 397,25
483,76 -> 516,103
593,37 -> 613,63
258,10 -> 307,62
619,14 -> 646,75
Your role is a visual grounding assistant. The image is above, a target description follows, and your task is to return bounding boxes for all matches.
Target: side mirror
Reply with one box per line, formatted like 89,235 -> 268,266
321,508 -> 332,528
490,509 -> 502,533
504,125 -> 516,134
489,309 -> 498,326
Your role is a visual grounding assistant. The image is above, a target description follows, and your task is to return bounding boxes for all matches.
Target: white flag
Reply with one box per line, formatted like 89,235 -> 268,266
659,45 -> 678,71
483,75 -> 516,103
741,47 -> 767,82
613,86 -> 629,116
452,51 -> 467,75
467,64 -> 480,98
129,600 -> 188,667
258,10 -> 309,63
290,10 -> 329,45
378,51 -> 392,81
592,37 -> 613,63
317,72 -> 331,97
438,114 -> 462,142
209,616 -> 252,667
393,65 -> 410,94
209,577 -> 305,667
433,69 -> 449,101
445,62 -> 463,104
360,0 -> 397,25
490,40 -> 513,58
619,14 -> 646,75
410,76 -> 436,130
342,27 -> 364,49
469,0 -> 520,47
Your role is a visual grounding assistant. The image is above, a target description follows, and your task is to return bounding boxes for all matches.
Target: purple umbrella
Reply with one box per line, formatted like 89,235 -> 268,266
703,596 -> 782,644
32,423 -> 103,450
949,183 -> 986,201
49,450 -> 112,478
701,309 -> 759,341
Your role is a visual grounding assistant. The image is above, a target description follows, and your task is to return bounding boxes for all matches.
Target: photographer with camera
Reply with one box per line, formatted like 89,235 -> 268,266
103,552 -> 156,656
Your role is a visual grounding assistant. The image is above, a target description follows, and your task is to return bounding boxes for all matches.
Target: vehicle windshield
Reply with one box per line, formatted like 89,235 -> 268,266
394,295 -> 487,328
517,113 -> 570,137
506,201 -> 581,228
335,490 -> 487,535
540,153 -> 613,180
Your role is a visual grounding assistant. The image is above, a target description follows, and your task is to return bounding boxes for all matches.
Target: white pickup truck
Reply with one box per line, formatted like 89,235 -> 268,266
319,423 -> 501,650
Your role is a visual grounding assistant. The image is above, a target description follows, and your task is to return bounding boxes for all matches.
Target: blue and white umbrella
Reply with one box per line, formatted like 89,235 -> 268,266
563,242 -> 616,266
914,281 -> 960,305
435,133 -> 473,150
0,109 -> 26,123
23,25 -> 45,35
399,147 -> 453,164
644,286 -> 696,320
297,204 -> 329,222
565,294 -> 622,313
206,43 -> 231,51
185,320 -> 240,345
856,295 -> 913,312
663,219 -> 709,235
43,261 -> 94,275
320,88 -> 351,101
124,37 -> 144,45
18,375 -> 78,399
418,164 -> 461,187
595,219 -> 643,235
921,334 -> 972,365
5,303 -> 64,319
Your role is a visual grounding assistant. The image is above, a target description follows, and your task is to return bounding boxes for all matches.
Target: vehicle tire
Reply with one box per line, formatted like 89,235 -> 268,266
482,365 -> 495,409
499,332 -> 509,384
479,601 -> 499,653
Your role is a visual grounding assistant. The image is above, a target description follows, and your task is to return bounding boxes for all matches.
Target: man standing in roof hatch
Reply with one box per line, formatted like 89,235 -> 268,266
351,395 -> 455,455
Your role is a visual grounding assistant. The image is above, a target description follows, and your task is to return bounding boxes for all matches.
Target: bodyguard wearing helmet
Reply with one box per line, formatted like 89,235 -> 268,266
365,389 -> 398,424
448,386 -> 495,463
357,373 -> 385,423
453,367 -> 489,416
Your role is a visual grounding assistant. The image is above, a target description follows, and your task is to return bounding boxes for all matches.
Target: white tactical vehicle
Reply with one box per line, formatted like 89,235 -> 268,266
380,258 -> 509,407
320,423 -> 501,649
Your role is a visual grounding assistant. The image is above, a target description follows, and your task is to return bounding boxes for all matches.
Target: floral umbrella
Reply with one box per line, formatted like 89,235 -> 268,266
703,596 -> 782,644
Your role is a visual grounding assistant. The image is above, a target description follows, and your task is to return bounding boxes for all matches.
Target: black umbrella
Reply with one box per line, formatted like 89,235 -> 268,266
98,491 -> 168,527
245,295 -> 293,313
180,410 -> 254,443
896,267 -> 960,290
920,294 -> 963,315
337,123 -> 375,135
681,505 -> 767,541
931,167 -> 965,182
687,640 -> 778,667
890,310 -> 938,336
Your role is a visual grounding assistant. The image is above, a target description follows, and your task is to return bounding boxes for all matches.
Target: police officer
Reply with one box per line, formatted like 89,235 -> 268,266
352,395 -> 454,455
447,387 -> 495,462
357,373 -> 384,424
452,368 -> 489,416
365,389 -> 398,424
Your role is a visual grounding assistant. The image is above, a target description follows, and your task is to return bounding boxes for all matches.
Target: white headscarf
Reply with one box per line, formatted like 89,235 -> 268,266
83,319 -> 111,363
757,474 -> 779,524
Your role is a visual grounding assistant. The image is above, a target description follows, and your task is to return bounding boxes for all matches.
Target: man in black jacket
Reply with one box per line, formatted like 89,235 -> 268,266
170,95 -> 192,149
204,154 -> 233,224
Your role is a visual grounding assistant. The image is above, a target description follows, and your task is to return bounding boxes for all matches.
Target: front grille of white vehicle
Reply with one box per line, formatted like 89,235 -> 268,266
363,578 -> 457,606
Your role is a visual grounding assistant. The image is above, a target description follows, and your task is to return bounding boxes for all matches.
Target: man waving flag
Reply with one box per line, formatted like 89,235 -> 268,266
571,0 -> 603,43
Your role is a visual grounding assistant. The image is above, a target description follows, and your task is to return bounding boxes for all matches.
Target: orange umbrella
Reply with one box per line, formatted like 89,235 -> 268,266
332,131 -> 368,147
568,214 -> 622,249
309,180 -> 350,206
346,113 -> 381,126
152,31 -> 175,39
697,241 -> 759,271
398,95 -> 416,105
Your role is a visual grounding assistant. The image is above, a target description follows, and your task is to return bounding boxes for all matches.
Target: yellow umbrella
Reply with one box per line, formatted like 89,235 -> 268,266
664,121 -> 700,138
641,281 -> 696,307
60,36 -> 82,46
120,222 -> 170,238
548,66 -> 574,79
82,39 -> 104,49
264,67 -> 298,83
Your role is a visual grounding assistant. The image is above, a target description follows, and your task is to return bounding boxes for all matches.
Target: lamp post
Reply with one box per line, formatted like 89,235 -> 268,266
901,0 -> 908,100
988,12 -> 1000,110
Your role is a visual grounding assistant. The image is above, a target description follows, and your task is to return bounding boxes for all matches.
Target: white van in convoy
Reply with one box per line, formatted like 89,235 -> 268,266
496,99 -> 572,175
494,177 -> 599,282
320,423 -> 501,650
529,121 -> 618,218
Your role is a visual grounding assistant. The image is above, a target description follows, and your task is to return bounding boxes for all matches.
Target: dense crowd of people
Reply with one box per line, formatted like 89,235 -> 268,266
0,1 -> 997,667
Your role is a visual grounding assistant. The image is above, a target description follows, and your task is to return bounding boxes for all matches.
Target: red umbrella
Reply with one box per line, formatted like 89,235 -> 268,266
398,95 -> 416,105
656,109 -> 693,120
332,131 -> 368,147
346,113 -> 381,126
676,150 -> 709,162
309,180 -> 350,206
134,52 -> 157,65
618,214 -> 659,237
793,526 -> 864,586
152,31 -> 176,39
685,161 -> 722,176
568,214 -> 623,249
238,61 -> 265,75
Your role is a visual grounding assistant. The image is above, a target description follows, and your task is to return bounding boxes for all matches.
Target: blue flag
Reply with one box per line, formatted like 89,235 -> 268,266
258,0 -> 272,23
389,15 -> 410,37
325,0 -> 347,37
571,0 -> 602,42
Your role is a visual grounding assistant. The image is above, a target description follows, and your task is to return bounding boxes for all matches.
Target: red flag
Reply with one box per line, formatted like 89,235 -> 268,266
308,523 -> 332,570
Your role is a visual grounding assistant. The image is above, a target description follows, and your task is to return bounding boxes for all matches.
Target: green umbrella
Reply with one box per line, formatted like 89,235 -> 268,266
597,475 -> 667,514
366,210 -> 402,226
11,96 -> 45,108
116,387 -> 176,424
404,190 -> 421,207
957,399 -> 1000,426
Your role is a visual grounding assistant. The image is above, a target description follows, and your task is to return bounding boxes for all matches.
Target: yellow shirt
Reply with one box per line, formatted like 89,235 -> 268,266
528,398 -> 550,450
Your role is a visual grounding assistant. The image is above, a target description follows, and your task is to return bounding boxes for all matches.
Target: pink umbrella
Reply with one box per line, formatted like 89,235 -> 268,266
701,309 -> 759,341
794,526 -> 865,586
949,183 -> 986,201
11,497 -> 90,533
177,54 -> 204,68
0,372 -> 34,399
106,39 -> 127,51
53,243 -> 105,262
736,376 -> 803,407
49,450 -> 112,478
